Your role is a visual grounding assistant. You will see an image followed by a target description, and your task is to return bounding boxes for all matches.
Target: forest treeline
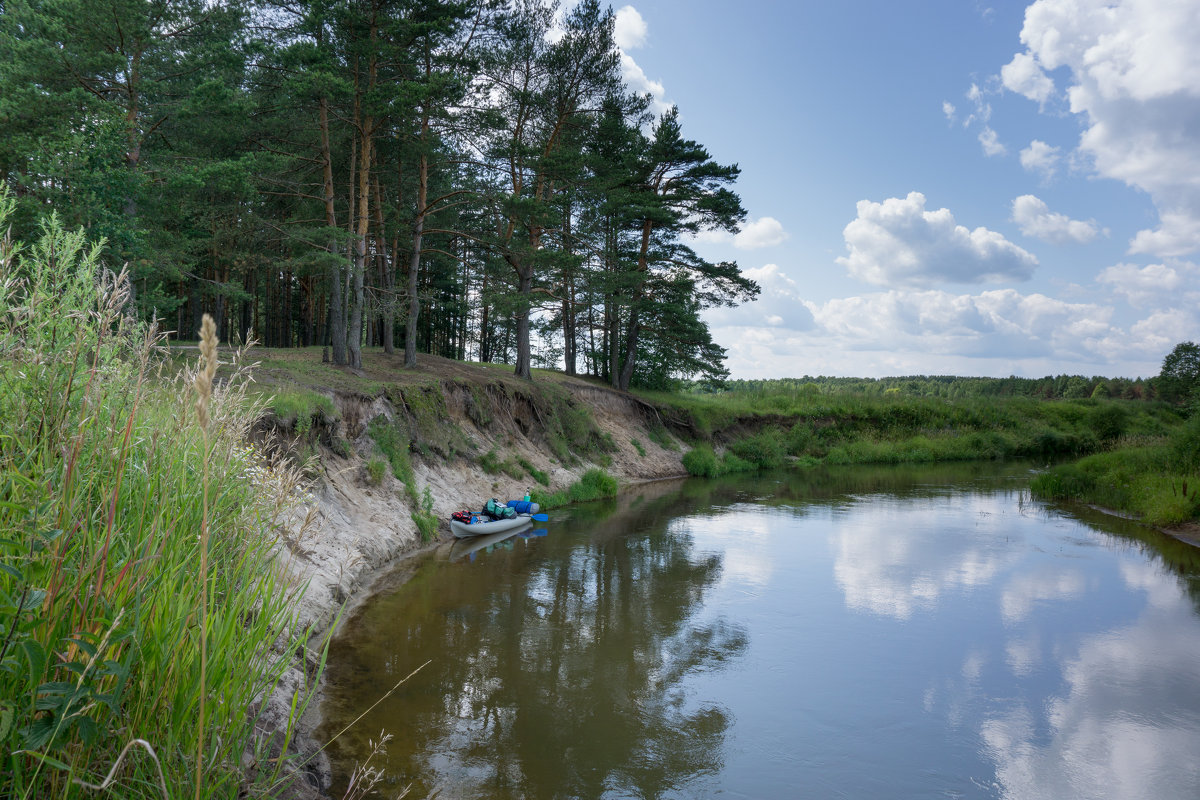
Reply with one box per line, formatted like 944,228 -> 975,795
714,374 -> 1165,401
0,0 -> 758,390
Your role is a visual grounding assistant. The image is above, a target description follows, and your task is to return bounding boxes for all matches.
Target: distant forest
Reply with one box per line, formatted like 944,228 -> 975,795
715,374 -> 1162,401
0,0 -> 759,390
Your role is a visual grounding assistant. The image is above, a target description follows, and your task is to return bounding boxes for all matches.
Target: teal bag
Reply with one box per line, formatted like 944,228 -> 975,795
483,498 -> 516,520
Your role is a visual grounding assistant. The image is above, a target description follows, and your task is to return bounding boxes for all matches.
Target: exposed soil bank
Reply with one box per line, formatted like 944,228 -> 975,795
254,356 -> 688,798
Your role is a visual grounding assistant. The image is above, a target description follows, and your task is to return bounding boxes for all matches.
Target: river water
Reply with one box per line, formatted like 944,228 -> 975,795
319,462 -> 1200,799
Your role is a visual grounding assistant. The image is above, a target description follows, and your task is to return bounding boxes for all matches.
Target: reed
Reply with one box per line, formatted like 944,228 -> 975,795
0,195 -> 314,797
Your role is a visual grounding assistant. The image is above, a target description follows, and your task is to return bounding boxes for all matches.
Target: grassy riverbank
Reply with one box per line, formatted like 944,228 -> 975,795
0,205 -> 312,797
645,384 -> 1184,475
1029,416 -> 1200,525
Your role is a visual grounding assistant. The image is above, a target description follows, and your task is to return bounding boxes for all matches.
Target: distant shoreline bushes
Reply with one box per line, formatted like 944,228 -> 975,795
672,390 -> 1183,479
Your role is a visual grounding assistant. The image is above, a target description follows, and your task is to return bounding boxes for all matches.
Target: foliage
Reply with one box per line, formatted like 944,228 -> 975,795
0,200 -> 312,797
1030,417 -> 1200,525
1159,341 -> 1200,405
269,388 -> 336,433
0,0 -> 754,386
531,469 -> 618,510
682,445 -> 721,478
517,457 -> 551,486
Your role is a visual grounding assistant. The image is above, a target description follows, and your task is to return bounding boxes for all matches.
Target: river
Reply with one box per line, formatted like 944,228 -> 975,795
318,462 -> 1200,799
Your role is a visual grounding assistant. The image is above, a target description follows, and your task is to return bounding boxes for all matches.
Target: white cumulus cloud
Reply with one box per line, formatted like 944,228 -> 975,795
734,216 -> 789,249
1019,140 -> 1061,180
613,5 -> 647,50
1097,261 -> 1199,308
1012,195 -> 1104,244
979,127 -> 1007,157
837,192 -> 1039,287
1004,0 -> 1200,257
610,6 -> 670,116
1000,51 -> 1056,106
692,217 -> 790,250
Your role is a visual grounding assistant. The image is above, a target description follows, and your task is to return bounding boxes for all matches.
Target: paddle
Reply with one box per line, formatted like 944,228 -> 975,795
527,513 -> 548,522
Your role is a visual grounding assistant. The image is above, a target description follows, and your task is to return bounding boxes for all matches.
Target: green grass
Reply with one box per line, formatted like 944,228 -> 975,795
264,387 -> 335,433
1030,416 -> 1200,525
631,438 -> 647,457
517,457 -> 550,486
0,201 -> 313,798
367,418 -> 418,506
531,468 -> 619,510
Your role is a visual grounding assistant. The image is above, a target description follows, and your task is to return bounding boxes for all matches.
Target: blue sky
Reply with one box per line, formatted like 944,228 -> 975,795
604,0 -> 1200,380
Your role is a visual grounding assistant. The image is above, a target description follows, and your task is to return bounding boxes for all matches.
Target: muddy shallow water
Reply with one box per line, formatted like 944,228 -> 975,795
320,463 -> 1200,799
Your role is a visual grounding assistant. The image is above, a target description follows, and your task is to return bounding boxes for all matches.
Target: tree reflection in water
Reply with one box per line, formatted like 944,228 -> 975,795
322,483 -> 748,799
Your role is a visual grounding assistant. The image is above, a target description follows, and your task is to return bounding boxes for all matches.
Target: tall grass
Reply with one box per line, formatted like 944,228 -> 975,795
0,197 -> 311,797
1030,416 -> 1200,525
531,468 -> 619,510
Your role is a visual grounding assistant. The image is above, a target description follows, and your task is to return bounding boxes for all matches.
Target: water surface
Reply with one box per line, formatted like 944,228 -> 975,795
320,463 -> 1200,799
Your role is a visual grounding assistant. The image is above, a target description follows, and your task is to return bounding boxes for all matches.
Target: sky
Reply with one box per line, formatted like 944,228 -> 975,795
601,0 -> 1200,380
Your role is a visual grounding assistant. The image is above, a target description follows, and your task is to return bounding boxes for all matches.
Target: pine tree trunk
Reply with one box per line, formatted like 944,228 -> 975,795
618,219 -> 654,391
372,173 -> 393,355
514,259 -> 532,380
562,205 -> 576,375
320,96 -> 347,365
405,146 -> 428,368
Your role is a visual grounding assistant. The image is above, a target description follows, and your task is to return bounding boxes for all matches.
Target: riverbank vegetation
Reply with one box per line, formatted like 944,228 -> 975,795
652,383 -> 1181,472
656,367 -> 1200,529
1028,342 -> 1200,525
0,202 -> 313,797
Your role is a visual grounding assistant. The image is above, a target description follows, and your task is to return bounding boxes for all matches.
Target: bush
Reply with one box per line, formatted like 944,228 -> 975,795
570,468 -> 619,502
682,445 -> 721,477
1169,416 -> 1200,474
1090,403 -> 1129,442
720,452 -> 755,473
368,417 -> 417,505
727,430 -> 786,469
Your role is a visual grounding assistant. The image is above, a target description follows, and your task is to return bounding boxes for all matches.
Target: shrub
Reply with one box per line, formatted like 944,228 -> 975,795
727,430 -> 786,469
570,468 -> 619,502
367,418 -> 418,506
1169,416 -> 1200,474
366,457 -> 387,485
517,457 -> 551,486
682,445 -> 721,478
1090,403 -> 1129,442
720,452 -> 755,473
631,438 -> 647,457
479,448 -> 501,474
